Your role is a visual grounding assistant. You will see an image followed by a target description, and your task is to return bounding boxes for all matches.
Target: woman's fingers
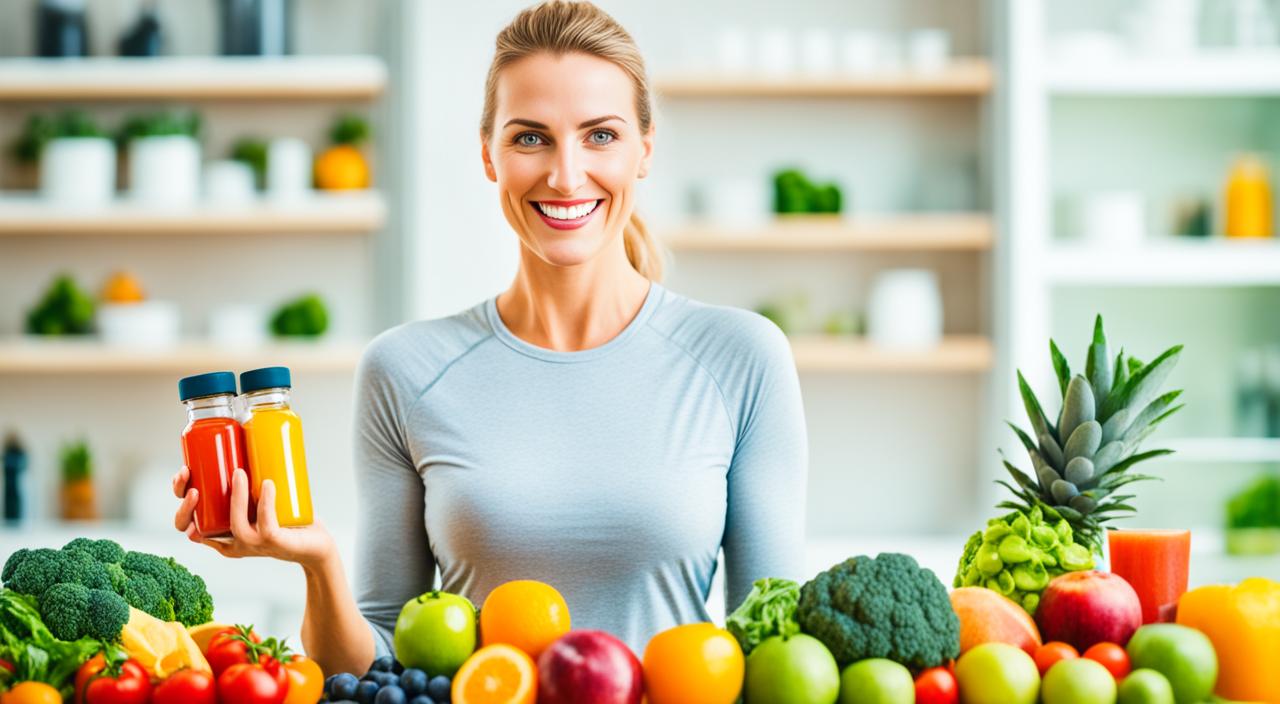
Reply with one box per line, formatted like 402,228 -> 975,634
227,468 -> 258,545
171,466 -> 190,499
257,479 -> 281,543
173,487 -> 199,532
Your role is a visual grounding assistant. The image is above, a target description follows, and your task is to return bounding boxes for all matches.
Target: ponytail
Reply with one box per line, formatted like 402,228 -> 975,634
623,211 -> 664,281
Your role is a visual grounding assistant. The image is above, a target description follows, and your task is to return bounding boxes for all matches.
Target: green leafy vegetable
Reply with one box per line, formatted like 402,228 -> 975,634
726,577 -> 801,655
0,589 -> 101,697
271,293 -> 330,337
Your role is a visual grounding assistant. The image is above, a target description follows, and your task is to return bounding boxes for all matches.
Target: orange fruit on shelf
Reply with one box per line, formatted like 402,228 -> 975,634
451,643 -> 537,704
479,580 -> 571,659
642,622 -> 744,704
101,271 -> 146,303
313,144 -> 370,190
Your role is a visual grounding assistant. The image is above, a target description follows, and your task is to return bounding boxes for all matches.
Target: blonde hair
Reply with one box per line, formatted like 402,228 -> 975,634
480,0 -> 664,281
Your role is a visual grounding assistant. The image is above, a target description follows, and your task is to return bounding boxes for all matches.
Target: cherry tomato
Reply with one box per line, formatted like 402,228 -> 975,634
206,626 -> 262,678
914,666 -> 959,704
152,668 -> 216,704
218,662 -> 287,704
1083,642 -> 1131,680
282,655 -> 324,704
0,658 -> 13,673
0,681 -> 63,704
74,654 -> 152,704
1033,641 -> 1079,676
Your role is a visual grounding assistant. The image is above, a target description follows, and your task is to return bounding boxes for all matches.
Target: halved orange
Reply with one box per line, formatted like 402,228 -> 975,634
451,643 -> 537,704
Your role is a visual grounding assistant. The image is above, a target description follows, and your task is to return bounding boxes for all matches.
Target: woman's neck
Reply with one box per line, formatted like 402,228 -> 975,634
496,245 -> 652,352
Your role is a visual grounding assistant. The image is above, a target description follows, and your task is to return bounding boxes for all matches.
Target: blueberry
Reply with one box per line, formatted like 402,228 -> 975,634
399,669 -> 428,696
426,675 -> 451,701
409,697 -> 436,704
371,655 -> 397,673
355,680 -> 381,704
374,685 -> 407,704
392,659 -> 406,675
331,673 -> 361,700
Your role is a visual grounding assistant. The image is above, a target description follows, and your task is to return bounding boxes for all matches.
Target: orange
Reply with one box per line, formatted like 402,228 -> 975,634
451,643 -> 537,704
313,144 -> 370,190
101,271 -> 146,303
642,622 -> 744,704
479,580 -> 570,659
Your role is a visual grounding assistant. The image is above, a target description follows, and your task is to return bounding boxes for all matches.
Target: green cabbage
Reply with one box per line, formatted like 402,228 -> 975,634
726,577 -> 801,655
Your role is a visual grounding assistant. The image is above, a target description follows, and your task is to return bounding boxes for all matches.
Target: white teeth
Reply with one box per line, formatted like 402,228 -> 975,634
536,200 -> 599,220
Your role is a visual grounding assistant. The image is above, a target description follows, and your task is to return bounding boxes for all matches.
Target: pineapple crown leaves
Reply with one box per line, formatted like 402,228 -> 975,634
1000,315 -> 1184,556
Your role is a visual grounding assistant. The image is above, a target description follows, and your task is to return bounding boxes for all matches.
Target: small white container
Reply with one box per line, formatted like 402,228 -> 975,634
706,178 -> 771,229
867,269 -> 943,350
204,160 -> 257,206
841,30 -> 882,74
1079,191 -> 1146,247
714,27 -> 752,73
908,29 -> 951,72
96,301 -> 181,348
208,304 -> 268,348
40,137 -> 116,208
757,29 -> 796,76
267,137 -> 312,202
800,29 -> 837,74
129,135 -> 201,208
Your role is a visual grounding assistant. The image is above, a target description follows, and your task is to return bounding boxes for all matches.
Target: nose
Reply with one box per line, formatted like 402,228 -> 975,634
546,143 -> 586,195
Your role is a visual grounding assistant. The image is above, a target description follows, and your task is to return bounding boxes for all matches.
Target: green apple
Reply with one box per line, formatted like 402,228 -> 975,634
955,643 -> 1040,704
1126,624 -> 1217,704
1042,658 -> 1117,704
393,590 -> 477,677
745,634 -> 840,704
1118,669 -> 1175,704
838,659 -> 913,704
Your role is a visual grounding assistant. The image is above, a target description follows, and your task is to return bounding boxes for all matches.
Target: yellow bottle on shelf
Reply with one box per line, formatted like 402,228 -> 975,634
239,366 -> 314,527
1225,154 -> 1273,238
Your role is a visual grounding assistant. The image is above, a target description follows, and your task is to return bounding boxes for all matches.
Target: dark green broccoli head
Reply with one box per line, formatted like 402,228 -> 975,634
62,537 -> 126,564
169,565 -> 213,626
2,548 -> 30,583
796,553 -> 960,671
5,548 -> 65,594
39,582 -> 89,641
122,573 -> 173,622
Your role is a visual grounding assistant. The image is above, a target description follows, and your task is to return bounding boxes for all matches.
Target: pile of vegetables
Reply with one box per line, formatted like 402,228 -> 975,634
2,539 -> 213,643
726,578 -> 801,655
0,589 -> 101,700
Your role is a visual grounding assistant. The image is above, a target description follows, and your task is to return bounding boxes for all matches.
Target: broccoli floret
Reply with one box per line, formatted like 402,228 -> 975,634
2,548 -> 29,583
169,563 -> 213,626
5,548 -> 65,595
122,573 -> 173,621
62,537 -> 126,564
796,553 -> 960,671
38,582 -> 129,641
59,548 -> 113,591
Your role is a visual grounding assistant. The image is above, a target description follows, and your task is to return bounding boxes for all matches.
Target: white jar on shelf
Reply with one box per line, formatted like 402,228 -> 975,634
267,137 -> 313,202
129,135 -> 202,208
867,269 -> 943,350
40,137 -> 116,208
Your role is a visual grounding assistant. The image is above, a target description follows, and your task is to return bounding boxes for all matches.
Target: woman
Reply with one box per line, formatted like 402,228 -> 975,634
171,0 -> 807,676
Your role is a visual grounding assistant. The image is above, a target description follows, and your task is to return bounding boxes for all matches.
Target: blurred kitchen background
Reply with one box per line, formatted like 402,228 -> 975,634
2,0 -> 1279,644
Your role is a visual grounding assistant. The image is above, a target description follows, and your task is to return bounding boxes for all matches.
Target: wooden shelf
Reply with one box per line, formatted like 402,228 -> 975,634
0,56 -> 387,101
1047,51 -> 1280,96
1046,240 -> 1280,286
789,335 -> 993,373
656,59 -> 994,98
0,192 -> 386,235
663,214 -> 993,252
0,338 -> 365,374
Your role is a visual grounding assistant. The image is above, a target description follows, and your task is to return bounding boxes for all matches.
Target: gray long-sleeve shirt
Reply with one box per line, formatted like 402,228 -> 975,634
352,282 -> 807,658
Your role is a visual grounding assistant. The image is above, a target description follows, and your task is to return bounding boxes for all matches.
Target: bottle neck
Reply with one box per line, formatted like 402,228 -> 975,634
243,388 -> 292,410
184,394 -> 237,421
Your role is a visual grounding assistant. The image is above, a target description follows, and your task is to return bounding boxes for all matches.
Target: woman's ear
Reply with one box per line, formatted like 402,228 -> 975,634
480,139 -> 497,182
638,123 -> 655,179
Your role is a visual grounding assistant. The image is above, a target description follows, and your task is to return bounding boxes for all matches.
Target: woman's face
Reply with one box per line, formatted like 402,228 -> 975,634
483,51 -> 653,270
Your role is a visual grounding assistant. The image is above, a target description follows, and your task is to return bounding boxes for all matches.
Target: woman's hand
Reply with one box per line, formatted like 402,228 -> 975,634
172,466 -> 335,570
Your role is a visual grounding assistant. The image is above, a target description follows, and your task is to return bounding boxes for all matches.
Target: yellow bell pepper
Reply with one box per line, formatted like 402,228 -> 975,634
1177,577 -> 1280,703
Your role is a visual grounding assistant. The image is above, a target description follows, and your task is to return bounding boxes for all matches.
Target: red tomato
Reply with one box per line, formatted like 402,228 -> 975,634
152,669 -> 216,704
0,658 -> 13,672
282,655 -> 324,704
206,626 -> 263,678
914,666 -> 959,704
1033,641 -> 1079,676
218,662 -> 288,704
75,654 -> 152,704
1083,642 -> 1131,680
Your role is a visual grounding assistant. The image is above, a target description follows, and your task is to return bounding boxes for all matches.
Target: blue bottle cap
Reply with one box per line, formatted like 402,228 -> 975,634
240,366 -> 292,393
178,371 -> 237,401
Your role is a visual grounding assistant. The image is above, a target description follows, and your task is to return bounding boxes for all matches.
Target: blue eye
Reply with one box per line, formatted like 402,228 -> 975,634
589,129 -> 616,145
516,133 -> 544,147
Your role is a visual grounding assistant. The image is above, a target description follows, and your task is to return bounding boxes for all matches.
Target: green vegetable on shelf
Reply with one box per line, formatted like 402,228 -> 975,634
9,110 -> 106,164
726,577 -> 801,655
271,293 -> 330,337
231,137 -> 269,189
1227,475 -> 1280,529
116,110 -> 202,145
330,113 -> 371,145
773,168 -> 844,215
796,552 -> 959,670
26,273 -> 96,336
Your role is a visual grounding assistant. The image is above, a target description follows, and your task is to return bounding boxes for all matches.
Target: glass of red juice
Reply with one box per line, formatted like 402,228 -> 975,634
1107,528 -> 1191,624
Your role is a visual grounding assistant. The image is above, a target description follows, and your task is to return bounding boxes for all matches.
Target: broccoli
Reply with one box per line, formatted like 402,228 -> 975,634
1,539 -> 215,640
796,553 -> 960,671
38,582 -> 130,641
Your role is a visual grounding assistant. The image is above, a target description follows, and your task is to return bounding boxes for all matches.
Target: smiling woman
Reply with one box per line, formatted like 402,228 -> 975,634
169,0 -> 808,678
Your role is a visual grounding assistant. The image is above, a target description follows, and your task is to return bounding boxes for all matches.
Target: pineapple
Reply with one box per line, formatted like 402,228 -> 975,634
999,315 -> 1183,557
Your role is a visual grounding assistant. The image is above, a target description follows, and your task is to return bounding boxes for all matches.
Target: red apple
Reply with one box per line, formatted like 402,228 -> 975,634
1036,571 -> 1142,652
538,630 -> 644,704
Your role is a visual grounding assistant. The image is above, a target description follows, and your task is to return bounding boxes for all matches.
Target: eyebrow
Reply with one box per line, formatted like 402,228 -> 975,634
503,115 -> 626,130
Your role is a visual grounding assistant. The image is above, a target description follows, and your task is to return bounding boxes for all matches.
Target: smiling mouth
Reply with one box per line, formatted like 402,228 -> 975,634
532,199 -> 603,221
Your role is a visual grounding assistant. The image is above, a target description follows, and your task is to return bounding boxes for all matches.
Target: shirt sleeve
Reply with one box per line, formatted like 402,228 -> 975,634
352,336 -> 437,657
720,317 -> 809,614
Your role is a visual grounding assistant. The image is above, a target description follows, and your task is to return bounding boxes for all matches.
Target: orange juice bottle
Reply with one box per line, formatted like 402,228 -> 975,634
239,366 -> 313,527
1225,154 -> 1273,238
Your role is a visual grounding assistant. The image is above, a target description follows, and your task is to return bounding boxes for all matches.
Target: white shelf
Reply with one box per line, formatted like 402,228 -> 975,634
0,338 -> 366,374
0,56 -> 387,101
0,191 -> 387,235
1164,437 -> 1280,463
790,335 -> 994,373
656,59 -> 995,98
1046,240 -> 1280,286
1047,51 -> 1280,96
662,214 -> 994,252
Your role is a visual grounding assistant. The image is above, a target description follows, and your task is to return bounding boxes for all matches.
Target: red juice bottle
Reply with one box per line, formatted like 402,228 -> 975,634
179,371 -> 246,537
